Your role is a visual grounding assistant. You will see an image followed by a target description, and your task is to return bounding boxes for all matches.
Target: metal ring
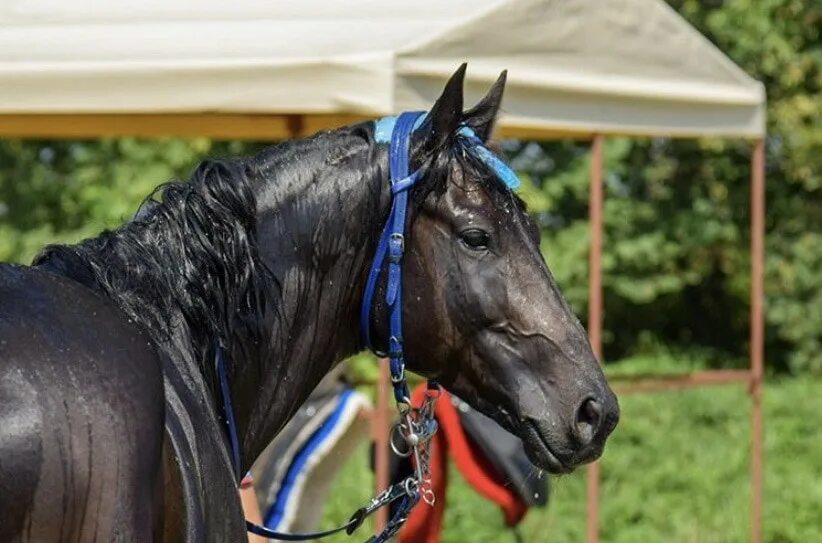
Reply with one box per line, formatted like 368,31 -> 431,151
403,478 -> 419,496
390,424 -> 413,458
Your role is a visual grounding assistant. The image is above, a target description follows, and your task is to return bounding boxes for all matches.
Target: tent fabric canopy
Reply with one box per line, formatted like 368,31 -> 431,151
0,0 -> 765,138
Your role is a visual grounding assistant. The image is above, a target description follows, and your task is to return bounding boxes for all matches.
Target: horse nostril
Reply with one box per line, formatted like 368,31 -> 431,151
574,397 -> 603,446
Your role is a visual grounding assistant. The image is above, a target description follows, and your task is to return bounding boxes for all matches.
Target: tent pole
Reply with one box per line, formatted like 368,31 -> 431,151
750,138 -> 765,543
373,359 -> 391,532
586,134 -> 605,543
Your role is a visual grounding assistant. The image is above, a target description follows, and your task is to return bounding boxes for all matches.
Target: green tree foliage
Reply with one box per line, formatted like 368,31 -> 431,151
0,138 -> 261,262
511,0 -> 820,373
0,0 -> 817,372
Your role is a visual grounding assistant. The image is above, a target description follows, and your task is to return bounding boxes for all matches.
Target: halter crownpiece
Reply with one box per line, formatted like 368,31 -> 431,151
361,111 -> 427,406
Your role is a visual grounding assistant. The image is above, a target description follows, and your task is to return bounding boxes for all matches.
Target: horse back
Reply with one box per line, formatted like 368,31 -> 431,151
0,264 -> 165,542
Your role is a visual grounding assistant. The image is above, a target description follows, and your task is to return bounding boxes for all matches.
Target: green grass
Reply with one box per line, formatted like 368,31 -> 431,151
316,373 -> 822,542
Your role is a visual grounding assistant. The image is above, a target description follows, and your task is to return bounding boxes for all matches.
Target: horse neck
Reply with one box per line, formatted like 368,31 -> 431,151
34,131 -> 389,472
233,132 -> 389,465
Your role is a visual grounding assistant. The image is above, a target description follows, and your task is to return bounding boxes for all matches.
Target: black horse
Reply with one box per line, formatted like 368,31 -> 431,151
0,65 -> 618,542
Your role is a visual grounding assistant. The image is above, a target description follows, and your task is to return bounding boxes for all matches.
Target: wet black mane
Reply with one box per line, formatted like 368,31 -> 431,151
31,121 -> 527,386
34,156 -> 273,380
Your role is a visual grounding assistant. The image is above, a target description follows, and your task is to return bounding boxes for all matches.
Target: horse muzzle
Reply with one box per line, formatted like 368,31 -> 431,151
519,386 -> 620,473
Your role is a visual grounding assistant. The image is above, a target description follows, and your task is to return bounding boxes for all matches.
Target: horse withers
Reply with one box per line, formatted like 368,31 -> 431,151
0,64 -> 618,541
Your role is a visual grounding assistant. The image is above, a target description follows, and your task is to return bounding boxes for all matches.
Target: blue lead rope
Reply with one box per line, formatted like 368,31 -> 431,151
215,342 -> 242,481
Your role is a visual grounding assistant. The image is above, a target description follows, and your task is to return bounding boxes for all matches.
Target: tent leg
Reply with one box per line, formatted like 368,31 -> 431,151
374,359 -> 391,532
586,134 -> 605,543
750,138 -> 765,543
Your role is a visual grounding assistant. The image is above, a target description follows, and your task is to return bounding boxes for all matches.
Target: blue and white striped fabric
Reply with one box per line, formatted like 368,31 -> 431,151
259,388 -> 370,532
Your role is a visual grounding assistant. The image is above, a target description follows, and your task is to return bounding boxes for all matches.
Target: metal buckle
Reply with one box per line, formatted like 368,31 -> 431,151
390,363 -> 405,383
388,336 -> 403,359
388,233 -> 404,263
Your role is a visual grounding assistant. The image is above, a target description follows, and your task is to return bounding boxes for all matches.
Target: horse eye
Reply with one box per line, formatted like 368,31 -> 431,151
460,228 -> 490,250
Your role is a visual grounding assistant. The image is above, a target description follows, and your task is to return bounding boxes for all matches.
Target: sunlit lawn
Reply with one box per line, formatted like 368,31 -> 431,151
317,370 -> 821,542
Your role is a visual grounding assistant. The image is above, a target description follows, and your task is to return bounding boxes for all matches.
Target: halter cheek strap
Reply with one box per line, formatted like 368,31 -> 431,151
360,111 -> 427,405
360,114 -> 521,403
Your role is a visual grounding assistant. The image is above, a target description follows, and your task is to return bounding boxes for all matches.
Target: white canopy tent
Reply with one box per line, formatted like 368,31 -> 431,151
0,2 -> 767,542
0,0 -> 764,139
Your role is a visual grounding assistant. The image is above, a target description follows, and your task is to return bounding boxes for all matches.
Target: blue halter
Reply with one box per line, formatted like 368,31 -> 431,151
360,111 -> 426,405
360,111 -> 520,406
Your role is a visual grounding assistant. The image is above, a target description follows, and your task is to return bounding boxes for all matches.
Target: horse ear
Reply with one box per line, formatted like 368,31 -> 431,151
463,70 -> 507,142
424,63 -> 466,150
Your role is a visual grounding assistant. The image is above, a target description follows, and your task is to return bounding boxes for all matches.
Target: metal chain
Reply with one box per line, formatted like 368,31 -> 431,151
372,382 -> 440,542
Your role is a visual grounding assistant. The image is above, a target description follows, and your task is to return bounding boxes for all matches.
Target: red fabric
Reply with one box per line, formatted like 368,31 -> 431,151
400,385 -> 527,543
401,427 -> 447,543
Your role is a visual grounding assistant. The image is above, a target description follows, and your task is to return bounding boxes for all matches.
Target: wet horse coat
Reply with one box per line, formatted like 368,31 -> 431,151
0,66 -> 618,541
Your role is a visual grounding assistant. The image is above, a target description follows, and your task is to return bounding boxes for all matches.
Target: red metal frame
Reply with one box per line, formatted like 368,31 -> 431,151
373,136 -> 766,542
750,138 -> 765,543
586,134 -> 605,543
374,360 -> 391,531
584,137 -> 765,543
611,369 -> 751,394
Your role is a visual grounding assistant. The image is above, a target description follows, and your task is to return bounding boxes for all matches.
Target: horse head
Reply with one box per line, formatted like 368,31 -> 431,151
381,65 -> 620,473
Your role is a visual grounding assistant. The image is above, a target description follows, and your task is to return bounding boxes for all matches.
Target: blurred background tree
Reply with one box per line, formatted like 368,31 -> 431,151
510,0 -> 820,374
0,0 -> 818,373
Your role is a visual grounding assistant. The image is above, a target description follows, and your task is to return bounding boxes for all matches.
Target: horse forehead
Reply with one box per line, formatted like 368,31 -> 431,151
442,175 -> 496,211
